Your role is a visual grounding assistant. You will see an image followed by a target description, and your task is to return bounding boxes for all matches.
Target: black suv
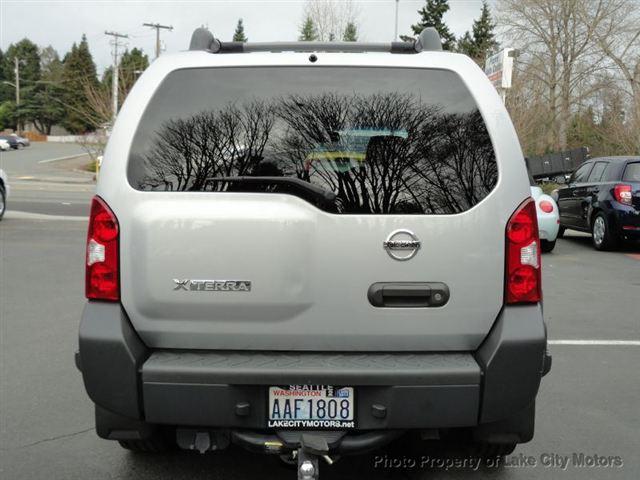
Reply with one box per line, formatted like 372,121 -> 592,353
556,156 -> 640,250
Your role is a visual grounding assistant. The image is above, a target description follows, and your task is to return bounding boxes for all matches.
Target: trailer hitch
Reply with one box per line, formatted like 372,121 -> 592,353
297,434 -> 332,480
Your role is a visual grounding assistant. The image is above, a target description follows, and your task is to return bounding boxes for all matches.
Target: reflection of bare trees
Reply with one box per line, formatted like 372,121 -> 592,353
138,93 -> 497,214
140,101 -> 274,191
409,110 -> 498,213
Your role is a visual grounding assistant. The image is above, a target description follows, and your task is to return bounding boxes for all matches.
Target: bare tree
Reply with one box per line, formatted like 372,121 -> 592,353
302,0 -> 359,42
588,0 -> 640,151
497,0 -> 617,150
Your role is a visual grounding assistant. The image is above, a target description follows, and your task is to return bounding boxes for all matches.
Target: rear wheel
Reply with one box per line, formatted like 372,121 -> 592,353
17,143 -> 24,149
541,239 -> 555,253
591,212 -> 618,251
0,185 -> 6,220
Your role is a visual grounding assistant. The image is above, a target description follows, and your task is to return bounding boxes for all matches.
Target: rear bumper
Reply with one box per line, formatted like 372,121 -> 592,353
77,302 -> 549,438
537,213 -> 560,241
612,205 -> 640,238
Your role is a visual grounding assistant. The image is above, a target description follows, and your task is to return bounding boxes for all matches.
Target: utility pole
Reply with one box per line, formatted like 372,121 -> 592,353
143,22 -> 173,59
394,0 -> 399,41
105,31 -> 129,123
14,57 -> 20,106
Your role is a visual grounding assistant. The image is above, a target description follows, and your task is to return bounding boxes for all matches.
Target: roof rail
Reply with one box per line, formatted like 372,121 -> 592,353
188,27 -> 442,54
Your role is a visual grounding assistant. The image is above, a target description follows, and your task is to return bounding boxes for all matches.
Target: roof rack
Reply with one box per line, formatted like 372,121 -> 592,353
188,27 -> 443,54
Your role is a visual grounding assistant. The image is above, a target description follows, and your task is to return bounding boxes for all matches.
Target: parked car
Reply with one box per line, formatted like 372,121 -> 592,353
555,156 -> 640,250
0,138 -> 11,151
13,134 -> 30,148
0,135 -> 18,149
76,27 -> 551,476
0,168 -> 9,220
529,172 -> 560,252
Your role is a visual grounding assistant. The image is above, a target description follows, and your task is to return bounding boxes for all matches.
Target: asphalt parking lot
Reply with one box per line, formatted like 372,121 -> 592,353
1,144 -> 639,479
1,142 -> 93,217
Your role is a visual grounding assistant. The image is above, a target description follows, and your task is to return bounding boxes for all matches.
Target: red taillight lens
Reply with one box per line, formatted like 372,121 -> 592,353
86,196 -> 119,301
613,184 -> 632,205
539,200 -> 554,213
506,198 -> 541,304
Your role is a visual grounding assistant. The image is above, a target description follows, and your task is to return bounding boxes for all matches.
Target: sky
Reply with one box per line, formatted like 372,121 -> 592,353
0,0 -> 492,75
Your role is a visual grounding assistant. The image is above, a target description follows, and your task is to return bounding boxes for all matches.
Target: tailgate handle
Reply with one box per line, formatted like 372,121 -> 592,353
368,282 -> 450,308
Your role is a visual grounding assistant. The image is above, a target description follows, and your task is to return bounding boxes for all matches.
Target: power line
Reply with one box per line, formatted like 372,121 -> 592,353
104,31 -> 129,123
143,22 -> 173,59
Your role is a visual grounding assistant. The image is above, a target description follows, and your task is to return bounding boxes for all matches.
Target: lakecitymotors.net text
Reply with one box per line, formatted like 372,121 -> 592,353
373,453 -> 624,471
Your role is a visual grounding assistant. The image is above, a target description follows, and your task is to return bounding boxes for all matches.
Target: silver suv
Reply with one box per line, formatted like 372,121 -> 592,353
76,28 -> 551,477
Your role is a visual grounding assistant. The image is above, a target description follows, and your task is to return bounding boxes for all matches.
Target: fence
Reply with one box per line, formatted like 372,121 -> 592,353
47,133 -> 108,144
526,147 -> 590,180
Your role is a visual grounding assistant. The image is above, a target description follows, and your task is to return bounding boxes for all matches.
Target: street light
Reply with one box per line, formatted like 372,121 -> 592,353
394,0 -> 400,41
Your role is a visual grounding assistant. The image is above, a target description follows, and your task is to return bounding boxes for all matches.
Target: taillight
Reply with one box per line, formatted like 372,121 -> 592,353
539,200 -> 554,213
506,198 -> 541,304
86,196 -> 119,301
613,184 -> 632,205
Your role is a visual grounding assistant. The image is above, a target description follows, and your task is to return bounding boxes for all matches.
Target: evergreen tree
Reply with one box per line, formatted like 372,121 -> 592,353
119,48 -> 149,94
62,34 -> 99,133
401,0 -> 456,50
19,46 -> 66,134
0,49 -> 5,102
1,39 -> 41,103
343,22 -> 358,42
299,16 -> 318,41
101,47 -> 150,110
102,48 -> 149,92
2,39 -> 41,129
233,18 -> 248,42
457,1 -> 498,64
567,107 -> 601,151
456,31 -> 475,56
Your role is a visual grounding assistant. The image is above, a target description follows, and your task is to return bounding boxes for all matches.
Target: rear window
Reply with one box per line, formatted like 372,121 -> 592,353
622,162 -> 640,182
128,67 -> 498,214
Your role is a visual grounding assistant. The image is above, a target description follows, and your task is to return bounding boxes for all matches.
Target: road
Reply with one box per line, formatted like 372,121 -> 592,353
0,144 -> 639,479
0,142 -> 94,217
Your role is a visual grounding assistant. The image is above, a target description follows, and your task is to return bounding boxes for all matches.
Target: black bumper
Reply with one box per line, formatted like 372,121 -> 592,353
77,302 -> 549,438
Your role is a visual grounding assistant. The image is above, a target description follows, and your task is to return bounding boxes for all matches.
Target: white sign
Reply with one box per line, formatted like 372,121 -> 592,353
484,48 -> 516,90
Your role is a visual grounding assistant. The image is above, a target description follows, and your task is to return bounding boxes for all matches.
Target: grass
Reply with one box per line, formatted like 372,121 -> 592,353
540,182 -> 562,195
85,160 -> 99,173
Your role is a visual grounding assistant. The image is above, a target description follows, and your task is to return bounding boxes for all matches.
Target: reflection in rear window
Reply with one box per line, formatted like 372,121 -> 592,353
128,67 -> 498,214
623,163 -> 640,182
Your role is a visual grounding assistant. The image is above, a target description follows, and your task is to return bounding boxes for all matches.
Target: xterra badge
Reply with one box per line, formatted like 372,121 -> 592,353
173,279 -> 252,292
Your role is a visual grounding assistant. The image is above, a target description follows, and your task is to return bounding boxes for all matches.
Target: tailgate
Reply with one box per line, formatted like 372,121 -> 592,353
120,192 -> 505,351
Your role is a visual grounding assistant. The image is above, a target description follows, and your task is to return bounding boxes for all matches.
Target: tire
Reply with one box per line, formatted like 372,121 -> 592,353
541,239 -> 555,253
591,212 -> 618,251
0,185 -> 6,221
17,143 -> 24,150
556,226 -> 565,239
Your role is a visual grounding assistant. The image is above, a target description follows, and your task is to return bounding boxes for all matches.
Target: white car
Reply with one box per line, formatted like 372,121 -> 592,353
0,139 -> 11,151
0,168 -> 9,220
530,181 -> 560,252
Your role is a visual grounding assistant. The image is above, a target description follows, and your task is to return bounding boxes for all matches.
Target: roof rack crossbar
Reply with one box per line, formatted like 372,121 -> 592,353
189,27 -> 443,54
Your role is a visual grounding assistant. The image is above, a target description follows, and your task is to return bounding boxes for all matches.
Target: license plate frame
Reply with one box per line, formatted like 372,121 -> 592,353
267,385 -> 356,429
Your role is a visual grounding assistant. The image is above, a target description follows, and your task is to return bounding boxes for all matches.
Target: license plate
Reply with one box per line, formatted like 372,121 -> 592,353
267,385 -> 355,429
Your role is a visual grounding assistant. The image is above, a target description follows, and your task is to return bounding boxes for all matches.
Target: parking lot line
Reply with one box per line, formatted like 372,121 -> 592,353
38,153 -> 88,164
5,210 -> 88,221
549,340 -> 640,346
